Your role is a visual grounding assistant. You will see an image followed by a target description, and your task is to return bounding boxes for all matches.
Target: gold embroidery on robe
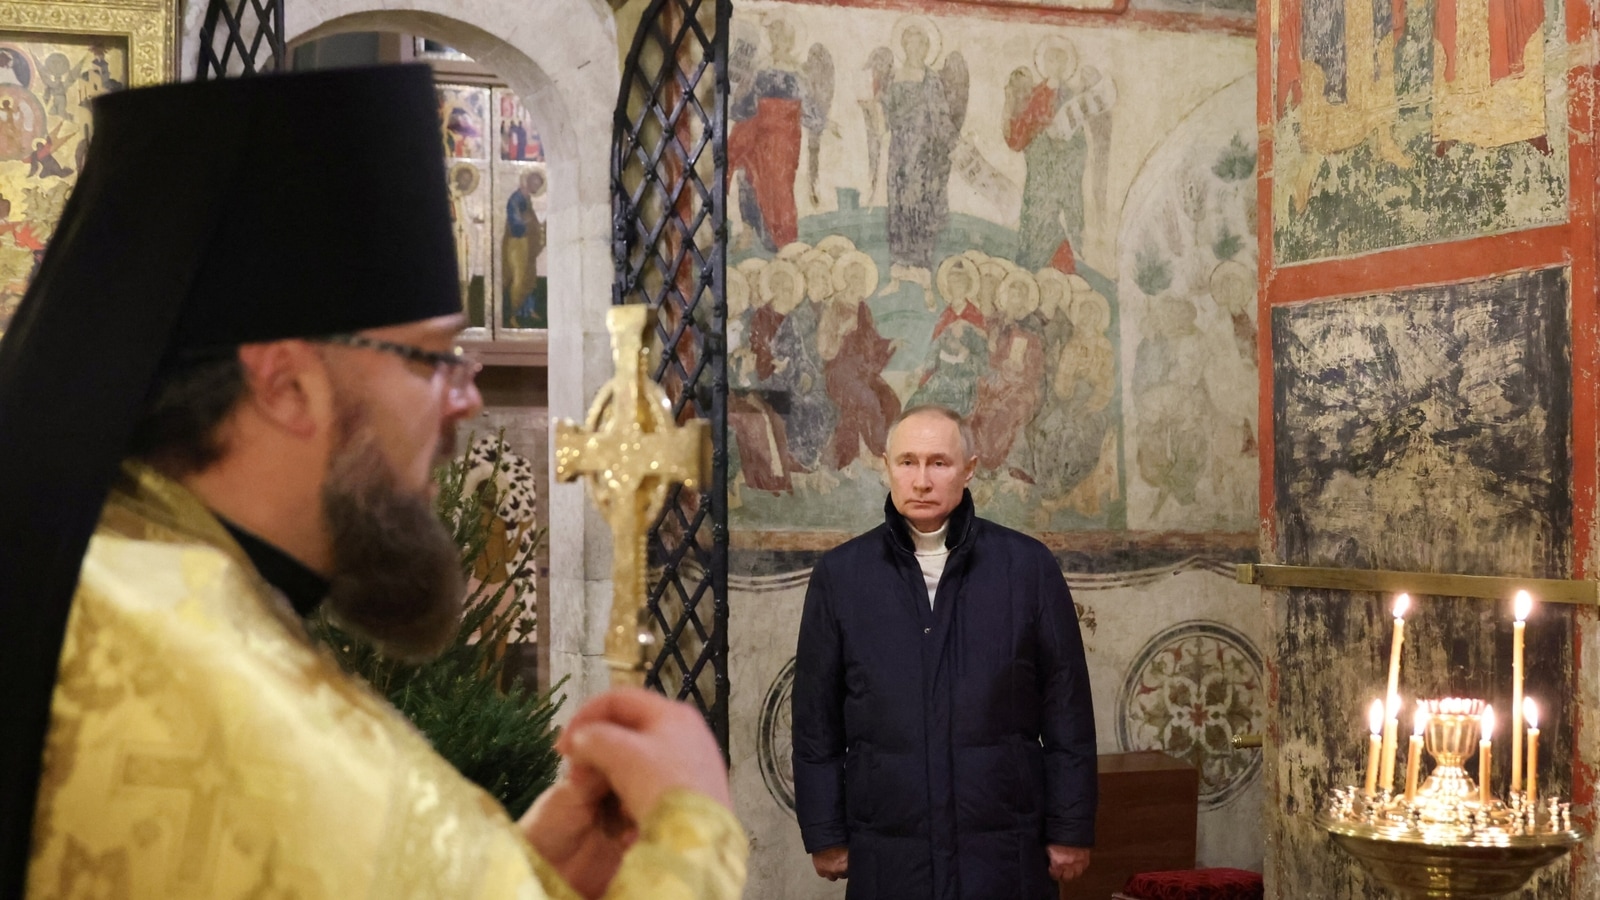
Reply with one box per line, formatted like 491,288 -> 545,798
27,462 -> 748,899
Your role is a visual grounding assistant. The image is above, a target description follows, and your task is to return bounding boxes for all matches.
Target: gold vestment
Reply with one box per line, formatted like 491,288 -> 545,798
26,463 -> 747,899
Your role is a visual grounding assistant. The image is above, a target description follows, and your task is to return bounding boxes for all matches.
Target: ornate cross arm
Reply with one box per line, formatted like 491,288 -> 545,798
555,305 -> 711,686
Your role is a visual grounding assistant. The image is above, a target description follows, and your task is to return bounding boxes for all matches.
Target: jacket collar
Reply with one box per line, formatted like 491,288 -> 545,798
883,489 -> 976,553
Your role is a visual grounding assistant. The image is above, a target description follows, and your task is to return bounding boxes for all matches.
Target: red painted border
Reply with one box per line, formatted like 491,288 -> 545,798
768,0 -> 1256,37
1255,0 -> 1276,554
1561,0 -> 1598,874
1267,225 -> 1574,306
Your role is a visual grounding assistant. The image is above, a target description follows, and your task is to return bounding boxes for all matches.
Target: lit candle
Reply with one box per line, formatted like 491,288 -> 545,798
1380,693 -> 1401,791
1405,707 -> 1427,803
1524,697 -> 1540,807
1479,705 -> 1494,806
1365,699 -> 1384,796
1385,594 -> 1409,714
1511,590 -> 1532,792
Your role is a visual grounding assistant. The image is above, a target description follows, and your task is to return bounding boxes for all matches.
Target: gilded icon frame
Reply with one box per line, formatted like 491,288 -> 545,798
0,0 -> 176,336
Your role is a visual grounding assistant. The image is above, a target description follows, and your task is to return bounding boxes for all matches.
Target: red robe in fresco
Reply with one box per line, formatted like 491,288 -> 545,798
729,70 -> 803,250
823,303 -> 901,470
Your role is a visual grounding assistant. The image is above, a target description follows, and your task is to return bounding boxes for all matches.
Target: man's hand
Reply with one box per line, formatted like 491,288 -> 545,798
518,689 -> 732,899
811,845 -> 849,881
1047,844 -> 1091,883
518,763 -> 635,899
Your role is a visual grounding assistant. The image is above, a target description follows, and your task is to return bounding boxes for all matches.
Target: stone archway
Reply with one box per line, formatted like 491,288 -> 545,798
179,0 -> 625,716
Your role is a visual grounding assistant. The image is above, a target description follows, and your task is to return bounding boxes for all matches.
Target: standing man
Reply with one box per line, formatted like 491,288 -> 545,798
0,67 -> 744,899
792,404 -> 1096,898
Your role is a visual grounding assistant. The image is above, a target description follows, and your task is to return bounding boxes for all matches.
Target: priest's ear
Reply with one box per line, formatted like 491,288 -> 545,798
234,340 -> 336,441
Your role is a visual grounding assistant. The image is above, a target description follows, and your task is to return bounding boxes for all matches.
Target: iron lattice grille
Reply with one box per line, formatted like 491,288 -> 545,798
612,0 -> 731,751
197,0 -> 285,80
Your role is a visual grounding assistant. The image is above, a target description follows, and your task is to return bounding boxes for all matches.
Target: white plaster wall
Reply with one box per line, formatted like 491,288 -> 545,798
178,0 -> 623,720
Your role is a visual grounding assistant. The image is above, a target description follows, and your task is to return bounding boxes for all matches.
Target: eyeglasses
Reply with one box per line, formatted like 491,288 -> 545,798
314,333 -> 482,400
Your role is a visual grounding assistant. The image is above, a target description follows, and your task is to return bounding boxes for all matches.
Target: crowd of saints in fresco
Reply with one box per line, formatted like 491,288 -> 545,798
0,39 -> 125,336
728,236 -> 1119,528
437,82 -> 547,334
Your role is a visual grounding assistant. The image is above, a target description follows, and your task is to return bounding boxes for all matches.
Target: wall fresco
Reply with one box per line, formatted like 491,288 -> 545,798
726,1 -> 1256,537
1118,76 -> 1259,533
1269,268 -> 1574,898
1271,0 -> 1568,262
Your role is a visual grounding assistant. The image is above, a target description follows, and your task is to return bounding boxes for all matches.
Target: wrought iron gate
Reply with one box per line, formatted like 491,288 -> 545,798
612,0 -> 732,751
196,0 -> 285,79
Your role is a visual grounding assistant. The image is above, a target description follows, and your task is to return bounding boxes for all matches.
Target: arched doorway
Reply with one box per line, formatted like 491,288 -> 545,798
182,3 -> 622,713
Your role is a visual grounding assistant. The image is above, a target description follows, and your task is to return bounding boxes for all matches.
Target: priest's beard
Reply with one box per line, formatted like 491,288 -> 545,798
320,404 -> 464,662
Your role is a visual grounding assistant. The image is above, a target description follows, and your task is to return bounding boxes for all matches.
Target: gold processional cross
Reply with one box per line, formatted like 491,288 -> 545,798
554,305 -> 710,687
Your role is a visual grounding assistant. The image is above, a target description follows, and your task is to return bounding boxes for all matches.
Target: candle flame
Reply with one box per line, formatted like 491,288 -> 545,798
1413,707 -> 1428,735
1482,704 -> 1495,734
1393,593 -> 1410,619
1523,697 -> 1539,730
1368,699 -> 1385,734
1515,590 -> 1533,621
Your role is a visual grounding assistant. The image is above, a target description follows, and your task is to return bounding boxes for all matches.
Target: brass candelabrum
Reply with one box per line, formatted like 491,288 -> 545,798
1319,698 -> 1584,899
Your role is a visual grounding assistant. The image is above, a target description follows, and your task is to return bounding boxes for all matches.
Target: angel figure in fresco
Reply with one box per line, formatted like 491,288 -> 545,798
860,47 -> 894,206
867,16 -> 967,296
819,250 -> 901,470
1003,36 -> 1116,273
908,255 -> 987,417
38,52 -> 82,120
1432,0 -> 1547,150
1276,0 -> 1411,213
728,17 -> 834,253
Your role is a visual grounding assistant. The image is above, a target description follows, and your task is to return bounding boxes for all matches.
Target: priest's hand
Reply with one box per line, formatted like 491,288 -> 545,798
518,762 -> 637,899
1047,844 -> 1091,883
811,845 -> 848,880
520,689 -> 731,898
560,688 -> 733,821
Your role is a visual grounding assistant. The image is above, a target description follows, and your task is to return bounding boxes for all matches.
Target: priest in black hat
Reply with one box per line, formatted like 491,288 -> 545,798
0,66 -> 744,900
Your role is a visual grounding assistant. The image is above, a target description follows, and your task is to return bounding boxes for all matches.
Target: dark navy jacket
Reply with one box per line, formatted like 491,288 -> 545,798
792,491 -> 1097,900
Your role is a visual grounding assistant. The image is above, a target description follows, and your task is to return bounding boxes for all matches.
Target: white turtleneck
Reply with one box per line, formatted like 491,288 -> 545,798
911,520 -> 950,608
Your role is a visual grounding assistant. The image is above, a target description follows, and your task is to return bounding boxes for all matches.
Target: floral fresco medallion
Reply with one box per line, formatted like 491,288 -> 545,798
1117,620 -> 1264,808
759,657 -> 797,812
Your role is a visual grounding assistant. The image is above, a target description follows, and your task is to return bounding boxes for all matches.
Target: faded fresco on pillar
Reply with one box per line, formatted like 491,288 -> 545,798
1268,268 -> 1574,898
1272,0 -> 1567,261
1272,267 -> 1571,576
725,1 -> 1257,536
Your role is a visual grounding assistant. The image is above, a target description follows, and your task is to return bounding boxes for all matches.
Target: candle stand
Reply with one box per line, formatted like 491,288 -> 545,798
1320,698 -> 1583,899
